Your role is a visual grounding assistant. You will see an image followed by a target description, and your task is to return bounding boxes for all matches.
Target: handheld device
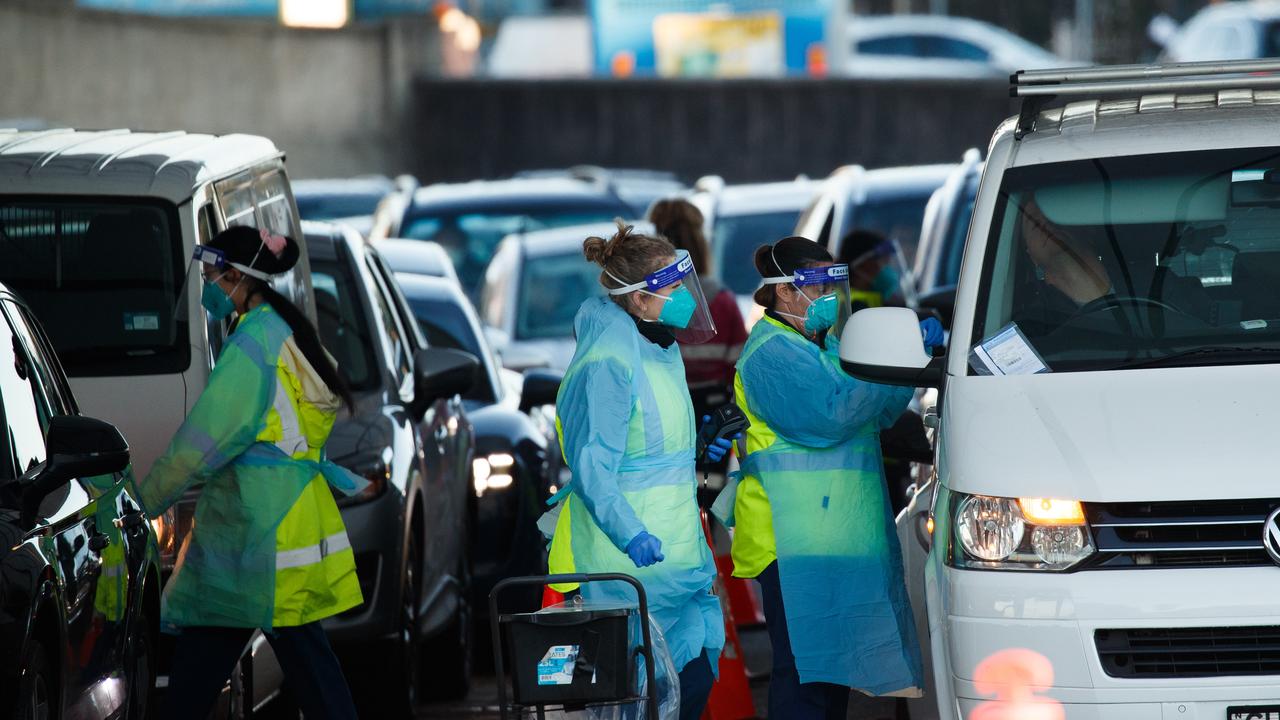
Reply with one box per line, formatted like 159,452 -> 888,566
696,402 -> 751,467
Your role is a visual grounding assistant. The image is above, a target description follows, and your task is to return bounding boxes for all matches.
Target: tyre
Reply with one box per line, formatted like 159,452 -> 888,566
15,640 -> 55,720
125,604 -> 157,720
419,532 -> 472,700
350,533 -> 420,719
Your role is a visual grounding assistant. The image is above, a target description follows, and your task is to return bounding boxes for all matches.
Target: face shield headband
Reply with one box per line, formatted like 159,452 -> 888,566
605,250 -> 694,295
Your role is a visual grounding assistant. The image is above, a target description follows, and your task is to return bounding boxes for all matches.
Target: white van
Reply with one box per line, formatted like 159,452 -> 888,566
841,61 -> 1280,719
0,128 -> 312,710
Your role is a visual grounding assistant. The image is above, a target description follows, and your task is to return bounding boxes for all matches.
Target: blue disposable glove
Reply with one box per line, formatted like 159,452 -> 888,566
919,317 -> 945,348
625,531 -> 665,568
699,415 -> 740,464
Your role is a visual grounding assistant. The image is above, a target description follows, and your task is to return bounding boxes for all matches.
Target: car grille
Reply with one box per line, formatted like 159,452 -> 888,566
1084,499 -> 1279,569
1096,626 -> 1280,678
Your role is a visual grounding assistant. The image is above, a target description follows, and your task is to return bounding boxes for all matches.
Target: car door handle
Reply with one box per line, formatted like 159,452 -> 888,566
115,511 -> 148,537
88,532 -> 110,552
434,425 -> 449,447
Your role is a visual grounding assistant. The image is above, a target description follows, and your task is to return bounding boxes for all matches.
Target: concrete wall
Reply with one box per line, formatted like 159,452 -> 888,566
0,0 -> 439,177
408,77 -> 1015,183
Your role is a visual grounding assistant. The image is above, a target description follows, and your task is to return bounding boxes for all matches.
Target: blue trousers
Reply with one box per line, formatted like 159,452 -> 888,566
758,561 -> 850,720
678,649 -> 715,720
162,622 -> 358,720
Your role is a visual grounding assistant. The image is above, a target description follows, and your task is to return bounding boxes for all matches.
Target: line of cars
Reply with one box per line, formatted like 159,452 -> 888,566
0,128 -> 565,720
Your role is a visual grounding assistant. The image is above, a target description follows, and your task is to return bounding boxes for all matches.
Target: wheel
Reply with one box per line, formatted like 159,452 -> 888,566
125,605 -> 156,720
419,516 -> 472,700
351,532 -> 420,719
15,640 -> 55,720
417,563 -> 472,700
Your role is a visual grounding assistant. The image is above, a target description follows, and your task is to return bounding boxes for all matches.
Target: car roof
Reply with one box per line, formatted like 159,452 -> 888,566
711,180 -> 820,215
827,164 -> 957,200
292,176 -> 394,198
1012,91 -> 1280,167
375,238 -> 457,280
0,128 -> 283,204
301,219 -> 362,262
409,177 -> 630,209
1192,0 -> 1280,22
513,220 -> 655,258
395,272 -> 467,303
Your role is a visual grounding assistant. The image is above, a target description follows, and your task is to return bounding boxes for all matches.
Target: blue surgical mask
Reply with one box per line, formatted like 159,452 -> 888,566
804,292 -> 838,333
201,278 -> 236,320
656,286 -> 696,329
871,265 -> 901,299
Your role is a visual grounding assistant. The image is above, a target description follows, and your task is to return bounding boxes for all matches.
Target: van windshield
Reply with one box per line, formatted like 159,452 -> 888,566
974,147 -> 1280,373
0,199 -> 187,376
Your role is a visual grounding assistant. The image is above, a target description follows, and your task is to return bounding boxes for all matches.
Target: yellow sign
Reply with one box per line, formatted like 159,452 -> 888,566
653,12 -> 784,78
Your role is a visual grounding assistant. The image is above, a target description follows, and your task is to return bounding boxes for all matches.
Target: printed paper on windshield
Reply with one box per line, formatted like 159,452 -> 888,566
969,323 -> 1050,376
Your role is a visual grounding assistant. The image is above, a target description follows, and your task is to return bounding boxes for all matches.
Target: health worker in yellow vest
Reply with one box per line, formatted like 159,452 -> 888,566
548,221 -> 726,720
137,226 -> 363,720
732,236 -> 928,719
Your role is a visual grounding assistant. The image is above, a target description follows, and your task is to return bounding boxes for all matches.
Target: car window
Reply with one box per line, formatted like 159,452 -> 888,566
216,165 -> 311,318
311,260 -> 378,391
847,193 -> 933,264
367,252 -> 427,351
400,203 -> 630,292
856,34 -> 920,57
920,35 -> 990,62
365,265 -> 414,386
403,295 -> 497,403
975,146 -> 1280,373
1264,21 -> 1280,56
517,251 -> 607,340
0,200 -> 187,377
6,302 -> 71,416
480,242 -> 517,331
713,210 -> 804,296
295,193 -> 384,221
0,313 -> 49,479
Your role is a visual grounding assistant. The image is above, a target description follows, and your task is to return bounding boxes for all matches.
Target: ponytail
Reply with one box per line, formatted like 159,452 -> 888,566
257,284 -> 355,412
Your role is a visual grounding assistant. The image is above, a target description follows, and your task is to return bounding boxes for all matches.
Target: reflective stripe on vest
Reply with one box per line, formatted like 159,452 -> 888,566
271,376 -> 308,458
276,531 -> 352,570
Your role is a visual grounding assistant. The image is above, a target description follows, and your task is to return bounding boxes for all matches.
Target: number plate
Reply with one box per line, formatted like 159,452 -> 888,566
1228,706 -> 1280,720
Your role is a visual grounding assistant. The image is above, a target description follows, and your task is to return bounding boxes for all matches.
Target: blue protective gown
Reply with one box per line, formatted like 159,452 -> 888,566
548,298 -> 725,673
733,314 -> 923,695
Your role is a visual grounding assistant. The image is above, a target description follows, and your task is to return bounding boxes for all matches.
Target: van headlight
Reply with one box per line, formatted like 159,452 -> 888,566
951,493 -> 1094,571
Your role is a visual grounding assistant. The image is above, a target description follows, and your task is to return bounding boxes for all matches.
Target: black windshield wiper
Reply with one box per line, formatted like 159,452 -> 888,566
1109,346 -> 1280,371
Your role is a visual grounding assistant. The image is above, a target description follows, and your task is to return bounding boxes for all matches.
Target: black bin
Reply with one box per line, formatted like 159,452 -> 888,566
491,574 -> 661,720
501,605 -> 633,705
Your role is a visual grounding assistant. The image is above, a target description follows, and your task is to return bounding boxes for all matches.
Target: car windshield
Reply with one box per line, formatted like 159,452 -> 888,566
974,146 -> 1280,373
401,202 -> 629,292
295,193 -> 383,221
850,193 -> 933,264
0,199 -> 186,376
311,260 -> 379,391
713,210 -> 804,296
517,251 -> 606,340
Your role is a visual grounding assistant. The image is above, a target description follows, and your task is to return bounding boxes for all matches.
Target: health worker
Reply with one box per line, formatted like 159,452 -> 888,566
548,221 -> 728,720
732,236 -> 935,719
137,226 -> 363,720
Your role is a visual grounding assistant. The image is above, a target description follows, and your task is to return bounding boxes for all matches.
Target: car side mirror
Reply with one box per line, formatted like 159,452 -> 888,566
21,415 -> 130,524
519,369 -> 563,414
408,348 -> 478,420
839,307 -> 944,388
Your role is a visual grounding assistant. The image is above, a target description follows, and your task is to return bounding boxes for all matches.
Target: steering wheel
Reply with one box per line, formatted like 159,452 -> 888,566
1079,294 -> 1192,317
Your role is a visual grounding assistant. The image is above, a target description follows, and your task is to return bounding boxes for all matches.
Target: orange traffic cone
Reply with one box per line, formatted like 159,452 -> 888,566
541,584 -> 565,608
701,511 -> 758,720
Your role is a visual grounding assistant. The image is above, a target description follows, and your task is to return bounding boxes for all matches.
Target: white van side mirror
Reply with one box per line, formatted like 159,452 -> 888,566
839,307 -> 944,388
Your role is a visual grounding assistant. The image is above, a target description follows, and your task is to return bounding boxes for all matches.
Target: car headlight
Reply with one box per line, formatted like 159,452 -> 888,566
473,452 -> 515,497
951,492 -> 1094,571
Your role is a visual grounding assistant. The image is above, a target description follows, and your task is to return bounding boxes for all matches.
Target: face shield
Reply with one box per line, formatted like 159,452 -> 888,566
763,263 -> 852,338
608,249 -> 718,344
848,239 -> 918,308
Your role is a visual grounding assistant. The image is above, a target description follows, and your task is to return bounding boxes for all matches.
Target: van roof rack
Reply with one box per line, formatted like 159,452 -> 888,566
1010,58 -> 1280,138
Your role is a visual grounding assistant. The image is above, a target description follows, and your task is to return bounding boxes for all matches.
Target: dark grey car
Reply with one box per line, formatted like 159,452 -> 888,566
302,221 -> 478,717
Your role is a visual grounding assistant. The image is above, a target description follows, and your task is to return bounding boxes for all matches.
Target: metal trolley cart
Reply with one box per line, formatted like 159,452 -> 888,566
489,573 -> 661,720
